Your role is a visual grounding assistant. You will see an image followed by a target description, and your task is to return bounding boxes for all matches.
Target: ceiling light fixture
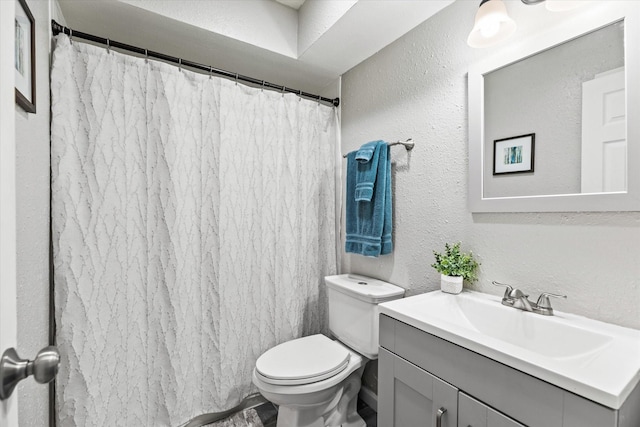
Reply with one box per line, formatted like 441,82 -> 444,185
467,0 -> 586,48
467,0 -> 516,48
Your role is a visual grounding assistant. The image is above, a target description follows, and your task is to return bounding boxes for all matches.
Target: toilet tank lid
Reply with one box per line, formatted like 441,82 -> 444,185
325,274 -> 405,303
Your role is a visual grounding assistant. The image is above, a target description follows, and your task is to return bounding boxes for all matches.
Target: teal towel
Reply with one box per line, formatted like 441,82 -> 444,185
345,141 -> 393,257
355,140 -> 379,162
354,140 -> 384,202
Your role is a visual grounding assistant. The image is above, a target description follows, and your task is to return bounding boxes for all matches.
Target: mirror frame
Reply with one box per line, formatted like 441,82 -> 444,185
468,3 -> 640,212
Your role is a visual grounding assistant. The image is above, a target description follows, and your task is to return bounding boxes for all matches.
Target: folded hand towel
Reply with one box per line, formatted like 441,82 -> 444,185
346,141 -> 393,257
355,140 -> 380,163
354,140 -> 384,202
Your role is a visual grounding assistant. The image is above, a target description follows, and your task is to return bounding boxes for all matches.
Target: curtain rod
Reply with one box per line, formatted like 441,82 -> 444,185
50,20 -> 340,107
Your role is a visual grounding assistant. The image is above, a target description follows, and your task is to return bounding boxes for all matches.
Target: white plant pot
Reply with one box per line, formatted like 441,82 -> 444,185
440,274 -> 463,294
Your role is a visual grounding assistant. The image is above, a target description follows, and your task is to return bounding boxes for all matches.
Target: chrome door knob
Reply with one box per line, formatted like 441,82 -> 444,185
0,346 -> 60,400
31,346 -> 60,384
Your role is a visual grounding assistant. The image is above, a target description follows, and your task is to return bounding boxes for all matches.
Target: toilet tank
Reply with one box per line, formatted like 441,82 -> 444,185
325,274 -> 404,359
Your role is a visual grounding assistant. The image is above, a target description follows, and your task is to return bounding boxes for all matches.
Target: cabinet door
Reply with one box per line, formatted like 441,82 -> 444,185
379,348 -> 458,427
459,392 -> 525,427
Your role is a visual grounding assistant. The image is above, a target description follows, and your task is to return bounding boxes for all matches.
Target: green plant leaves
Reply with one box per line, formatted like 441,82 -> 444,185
431,242 -> 479,282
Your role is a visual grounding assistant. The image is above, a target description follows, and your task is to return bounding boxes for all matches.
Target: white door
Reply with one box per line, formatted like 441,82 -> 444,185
0,0 -> 18,425
581,67 -> 626,193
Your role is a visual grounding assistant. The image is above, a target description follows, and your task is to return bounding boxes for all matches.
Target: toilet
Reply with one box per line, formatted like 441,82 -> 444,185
252,274 -> 405,427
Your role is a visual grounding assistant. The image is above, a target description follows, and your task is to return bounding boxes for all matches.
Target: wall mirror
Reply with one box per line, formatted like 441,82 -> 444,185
468,3 -> 640,212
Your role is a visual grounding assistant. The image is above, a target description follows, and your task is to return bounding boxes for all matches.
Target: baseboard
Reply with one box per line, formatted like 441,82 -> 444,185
358,385 -> 378,412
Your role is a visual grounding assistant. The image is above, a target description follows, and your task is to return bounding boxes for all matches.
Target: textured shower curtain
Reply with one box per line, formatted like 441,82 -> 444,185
50,35 -> 338,426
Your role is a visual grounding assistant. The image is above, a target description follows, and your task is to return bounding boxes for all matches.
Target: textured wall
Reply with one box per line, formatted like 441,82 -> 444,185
341,0 -> 640,332
15,0 -> 54,425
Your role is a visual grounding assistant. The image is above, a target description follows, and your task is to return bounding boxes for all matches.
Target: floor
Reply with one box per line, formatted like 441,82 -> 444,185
207,398 -> 377,427
357,399 -> 377,427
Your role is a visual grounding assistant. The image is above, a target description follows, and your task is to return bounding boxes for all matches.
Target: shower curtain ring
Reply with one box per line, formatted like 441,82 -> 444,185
281,85 -> 286,97
106,38 -> 110,54
209,66 -> 213,79
261,81 -> 266,92
69,28 -> 73,44
299,90 -> 302,102
144,49 -> 148,63
179,58 -> 182,72
235,73 -> 239,86
317,94 -> 321,105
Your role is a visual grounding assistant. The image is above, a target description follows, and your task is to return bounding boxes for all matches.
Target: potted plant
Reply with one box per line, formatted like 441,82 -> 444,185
431,242 -> 479,294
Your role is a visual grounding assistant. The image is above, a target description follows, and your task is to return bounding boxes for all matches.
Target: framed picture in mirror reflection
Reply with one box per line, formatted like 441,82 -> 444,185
493,133 -> 535,175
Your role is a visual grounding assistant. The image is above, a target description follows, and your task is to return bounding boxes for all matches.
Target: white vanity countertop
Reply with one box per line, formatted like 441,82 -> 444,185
379,290 -> 640,409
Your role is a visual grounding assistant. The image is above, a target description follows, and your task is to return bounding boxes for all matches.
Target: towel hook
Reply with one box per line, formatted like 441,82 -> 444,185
342,138 -> 416,158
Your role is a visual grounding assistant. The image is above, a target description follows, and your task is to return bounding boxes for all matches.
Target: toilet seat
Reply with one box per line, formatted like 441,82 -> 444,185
255,334 -> 351,385
253,343 -> 364,397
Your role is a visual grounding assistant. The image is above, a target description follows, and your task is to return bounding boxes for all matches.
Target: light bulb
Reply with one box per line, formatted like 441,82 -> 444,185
479,20 -> 501,38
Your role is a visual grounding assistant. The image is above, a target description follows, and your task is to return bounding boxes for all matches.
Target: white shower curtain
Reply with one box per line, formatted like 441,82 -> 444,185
50,35 -> 338,427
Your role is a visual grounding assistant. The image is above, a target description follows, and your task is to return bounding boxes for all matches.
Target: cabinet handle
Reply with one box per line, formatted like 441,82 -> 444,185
436,407 -> 447,427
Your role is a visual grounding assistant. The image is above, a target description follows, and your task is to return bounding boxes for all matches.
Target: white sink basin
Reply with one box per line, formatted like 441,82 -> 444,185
379,290 -> 640,409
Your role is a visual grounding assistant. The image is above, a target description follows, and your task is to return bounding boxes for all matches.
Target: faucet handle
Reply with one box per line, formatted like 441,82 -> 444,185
535,292 -> 567,315
492,281 -> 514,299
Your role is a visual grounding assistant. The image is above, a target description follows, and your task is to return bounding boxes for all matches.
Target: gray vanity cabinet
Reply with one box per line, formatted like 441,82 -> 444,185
459,392 -> 525,427
378,314 -> 639,427
378,347 -> 521,427
379,348 -> 458,427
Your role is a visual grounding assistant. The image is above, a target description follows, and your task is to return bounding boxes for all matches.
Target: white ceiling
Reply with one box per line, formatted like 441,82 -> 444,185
274,0 -> 306,10
57,0 -> 454,96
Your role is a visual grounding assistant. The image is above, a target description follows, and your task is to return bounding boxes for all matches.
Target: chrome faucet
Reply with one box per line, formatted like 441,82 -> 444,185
491,281 -> 567,316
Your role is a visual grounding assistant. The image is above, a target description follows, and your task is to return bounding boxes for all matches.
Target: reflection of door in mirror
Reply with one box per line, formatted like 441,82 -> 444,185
482,21 -> 624,198
581,67 -> 626,193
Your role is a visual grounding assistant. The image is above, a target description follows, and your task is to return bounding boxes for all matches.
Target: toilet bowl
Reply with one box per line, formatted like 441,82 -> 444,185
252,274 -> 404,427
253,336 -> 365,427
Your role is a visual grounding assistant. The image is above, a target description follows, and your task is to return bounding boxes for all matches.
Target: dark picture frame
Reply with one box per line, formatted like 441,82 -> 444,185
493,133 -> 535,175
15,0 -> 36,113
